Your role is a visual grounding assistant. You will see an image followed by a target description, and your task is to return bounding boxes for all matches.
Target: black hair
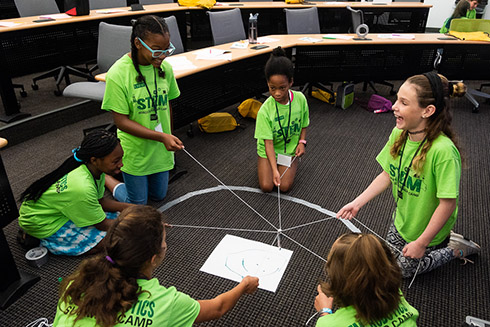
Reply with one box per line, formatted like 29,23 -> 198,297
19,130 -> 120,202
130,15 -> 170,83
264,47 -> 294,82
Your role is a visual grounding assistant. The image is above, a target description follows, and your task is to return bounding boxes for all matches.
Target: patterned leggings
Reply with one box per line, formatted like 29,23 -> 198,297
386,224 -> 455,279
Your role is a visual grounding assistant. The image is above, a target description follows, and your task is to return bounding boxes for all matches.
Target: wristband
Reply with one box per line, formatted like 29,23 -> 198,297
320,307 -> 332,315
299,139 -> 307,147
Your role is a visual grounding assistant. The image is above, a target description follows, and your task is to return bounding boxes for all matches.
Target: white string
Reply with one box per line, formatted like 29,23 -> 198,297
305,311 -> 319,325
170,224 -> 277,234
352,217 -> 403,256
408,259 -> 422,289
183,148 -> 278,230
25,318 -> 52,327
282,217 -> 335,232
281,232 -> 327,262
280,156 -> 297,179
277,186 -> 282,249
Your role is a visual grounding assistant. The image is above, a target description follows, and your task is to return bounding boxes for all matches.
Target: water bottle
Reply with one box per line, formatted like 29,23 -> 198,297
248,13 -> 259,44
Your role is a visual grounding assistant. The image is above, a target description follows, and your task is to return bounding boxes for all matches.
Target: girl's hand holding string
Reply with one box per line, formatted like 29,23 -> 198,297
336,201 -> 360,220
160,133 -> 184,151
314,284 -> 334,315
272,168 -> 281,187
241,276 -> 259,294
295,143 -> 306,157
402,240 -> 426,259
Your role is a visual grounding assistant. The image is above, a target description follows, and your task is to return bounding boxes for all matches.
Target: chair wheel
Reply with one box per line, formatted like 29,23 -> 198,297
20,91 -> 27,97
54,90 -> 62,96
31,84 -> 39,90
472,106 -> 479,113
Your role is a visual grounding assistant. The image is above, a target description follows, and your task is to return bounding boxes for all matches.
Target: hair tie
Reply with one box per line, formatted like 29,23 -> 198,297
131,19 -> 137,26
448,81 -> 455,97
423,72 -> 445,114
71,147 -> 84,163
106,256 -> 115,264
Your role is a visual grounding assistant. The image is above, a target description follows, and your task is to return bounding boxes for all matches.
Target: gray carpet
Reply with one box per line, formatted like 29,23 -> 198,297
1,82 -> 489,327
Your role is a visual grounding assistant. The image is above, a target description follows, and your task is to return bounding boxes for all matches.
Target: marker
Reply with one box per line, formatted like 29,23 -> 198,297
322,36 -> 336,39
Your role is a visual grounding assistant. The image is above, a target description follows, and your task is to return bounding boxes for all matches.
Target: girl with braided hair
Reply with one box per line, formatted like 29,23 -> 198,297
18,130 -> 132,256
54,206 -> 259,327
337,72 -> 480,278
102,15 -> 183,205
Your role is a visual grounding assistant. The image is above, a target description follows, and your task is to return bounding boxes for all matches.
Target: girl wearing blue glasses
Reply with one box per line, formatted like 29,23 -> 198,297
102,15 -> 183,205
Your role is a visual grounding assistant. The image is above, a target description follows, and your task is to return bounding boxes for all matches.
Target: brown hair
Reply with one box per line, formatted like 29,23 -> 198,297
59,206 -> 166,327
390,74 -> 465,174
321,233 -> 402,325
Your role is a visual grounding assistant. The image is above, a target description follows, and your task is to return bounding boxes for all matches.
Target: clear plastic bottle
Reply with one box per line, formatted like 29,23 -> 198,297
248,13 -> 259,44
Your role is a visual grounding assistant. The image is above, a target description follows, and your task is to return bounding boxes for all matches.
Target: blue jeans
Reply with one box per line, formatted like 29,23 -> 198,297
113,171 -> 169,205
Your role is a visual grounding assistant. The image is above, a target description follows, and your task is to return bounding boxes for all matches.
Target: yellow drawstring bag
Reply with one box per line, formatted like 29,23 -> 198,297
311,88 -> 336,104
178,0 -> 215,9
285,0 -> 304,3
448,31 -> 490,42
198,113 -> 238,133
238,98 -> 262,120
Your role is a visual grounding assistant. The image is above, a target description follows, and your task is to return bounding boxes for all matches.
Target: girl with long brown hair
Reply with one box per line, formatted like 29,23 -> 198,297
337,72 -> 480,278
53,206 -> 258,327
313,233 -> 418,326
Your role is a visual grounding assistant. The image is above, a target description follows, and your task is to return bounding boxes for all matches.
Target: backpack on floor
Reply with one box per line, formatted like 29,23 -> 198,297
198,113 -> 238,133
367,94 -> 393,113
238,98 -> 262,120
335,83 -> 355,109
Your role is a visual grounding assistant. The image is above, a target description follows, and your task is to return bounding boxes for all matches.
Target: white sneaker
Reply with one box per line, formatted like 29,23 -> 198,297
448,231 -> 481,264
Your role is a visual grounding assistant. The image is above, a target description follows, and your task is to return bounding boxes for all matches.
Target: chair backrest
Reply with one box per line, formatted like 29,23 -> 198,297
450,19 -> 490,33
89,0 -> 127,10
14,0 -> 60,16
139,0 -> 173,4
97,22 -> 132,73
164,15 -> 184,54
346,6 -> 364,31
207,8 -> 246,45
284,7 -> 320,34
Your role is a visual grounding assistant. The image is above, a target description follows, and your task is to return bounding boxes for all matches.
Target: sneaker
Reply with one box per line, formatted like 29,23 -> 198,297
448,231 -> 481,264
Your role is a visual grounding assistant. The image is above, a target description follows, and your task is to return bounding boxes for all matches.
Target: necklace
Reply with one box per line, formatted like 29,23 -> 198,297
407,129 -> 425,135
396,136 -> 426,200
142,67 -> 159,121
274,90 -> 292,154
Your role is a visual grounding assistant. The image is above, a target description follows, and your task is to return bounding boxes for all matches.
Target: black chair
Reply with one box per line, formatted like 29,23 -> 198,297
0,138 -> 40,310
13,0 -> 95,96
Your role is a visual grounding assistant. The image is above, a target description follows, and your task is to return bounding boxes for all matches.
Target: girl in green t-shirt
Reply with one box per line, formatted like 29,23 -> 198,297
102,15 -> 184,205
336,73 -> 480,278
313,233 -> 419,327
54,206 -> 259,327
439,0 -> 471,33
254,47 -> 309,193
18,130 -> 132,255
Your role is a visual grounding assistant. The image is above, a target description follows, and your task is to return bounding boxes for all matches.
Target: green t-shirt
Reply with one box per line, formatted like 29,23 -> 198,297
102,55 -> 180,176
466,9 -> 476,19
53,278 -> 200,327
254,90 -> 310,158
18,165 -> 106,239
316,295 -> 418,327
376,128 -> 461,246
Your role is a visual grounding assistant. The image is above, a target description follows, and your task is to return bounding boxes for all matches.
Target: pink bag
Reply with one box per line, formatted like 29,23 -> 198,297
367,94 -> 393,114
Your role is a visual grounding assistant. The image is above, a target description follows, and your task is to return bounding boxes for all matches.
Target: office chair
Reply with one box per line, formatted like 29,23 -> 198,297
13,84 -> 27,98
13,0 -> 95,96
283,7 -> 334,97
164,15 -> 185,54
139,0 -> 174,4
207,8 -> 246,45
0,138 -> 40,310
347,6 -> 396,95
284,7 -> 320,34
88,0 -> 126,10
63,22 -> 132,101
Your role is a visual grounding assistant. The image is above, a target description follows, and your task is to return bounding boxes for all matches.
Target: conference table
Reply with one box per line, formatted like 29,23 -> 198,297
0,2 -> 431,122
94,33 -> 489,130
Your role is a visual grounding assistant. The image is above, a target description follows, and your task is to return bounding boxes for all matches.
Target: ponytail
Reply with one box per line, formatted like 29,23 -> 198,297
19,130 -> 119,202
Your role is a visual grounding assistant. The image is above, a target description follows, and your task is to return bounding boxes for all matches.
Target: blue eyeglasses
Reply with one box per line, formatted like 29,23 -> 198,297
137,37 -> 175,58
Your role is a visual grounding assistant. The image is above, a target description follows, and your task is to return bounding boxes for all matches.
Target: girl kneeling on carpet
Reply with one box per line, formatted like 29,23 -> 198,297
254,46 -> 310,193
337,73 -> 480,278
53,205 -> 259,327
313,233 -> 419,326
18,130 -> 132,256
